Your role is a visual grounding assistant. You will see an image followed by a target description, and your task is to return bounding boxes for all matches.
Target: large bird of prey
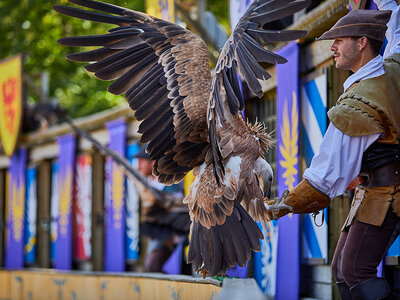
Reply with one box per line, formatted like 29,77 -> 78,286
54,0 -> 309,276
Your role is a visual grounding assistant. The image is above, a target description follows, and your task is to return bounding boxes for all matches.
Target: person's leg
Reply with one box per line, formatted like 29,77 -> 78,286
341,208 -> 400,286
338,208 -> 400,299
332,231 -> 353,300
145,247 -> 172,272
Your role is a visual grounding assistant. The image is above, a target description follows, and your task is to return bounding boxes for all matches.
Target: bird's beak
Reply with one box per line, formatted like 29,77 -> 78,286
263,185 -> 271,200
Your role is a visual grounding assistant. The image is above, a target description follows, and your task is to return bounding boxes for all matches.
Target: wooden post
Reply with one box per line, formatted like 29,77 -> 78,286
92,150 -> 105,271
37,161 -> 51,268
0,169 -> 5,267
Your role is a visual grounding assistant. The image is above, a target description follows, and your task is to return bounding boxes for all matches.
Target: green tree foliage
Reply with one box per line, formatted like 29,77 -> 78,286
0,0 -> 145,118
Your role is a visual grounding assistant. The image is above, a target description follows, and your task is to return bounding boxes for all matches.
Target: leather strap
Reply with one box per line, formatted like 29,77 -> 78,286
346,176 -> 365,191
361,162 -> 400,188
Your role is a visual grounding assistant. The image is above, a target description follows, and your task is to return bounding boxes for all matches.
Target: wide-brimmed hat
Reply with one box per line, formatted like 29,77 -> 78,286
317,9 -> 392,42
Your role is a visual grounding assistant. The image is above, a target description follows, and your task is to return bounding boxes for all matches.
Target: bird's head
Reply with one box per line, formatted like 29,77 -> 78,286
254,157 -> 274,200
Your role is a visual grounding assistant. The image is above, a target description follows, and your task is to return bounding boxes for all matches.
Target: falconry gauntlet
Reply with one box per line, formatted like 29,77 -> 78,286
266,179 -> 330,220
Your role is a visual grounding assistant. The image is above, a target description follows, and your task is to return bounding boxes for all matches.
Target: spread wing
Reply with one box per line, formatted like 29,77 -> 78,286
208,0 -> 310,183
55,0 -> 310,277
54,0 -> 212,185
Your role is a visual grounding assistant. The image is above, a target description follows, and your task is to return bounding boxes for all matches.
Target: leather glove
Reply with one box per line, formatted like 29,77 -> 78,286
265,179 -> 330,221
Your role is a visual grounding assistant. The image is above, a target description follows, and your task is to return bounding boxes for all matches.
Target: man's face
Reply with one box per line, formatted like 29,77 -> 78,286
331,37 -> 360,71
138,158 -> 155,177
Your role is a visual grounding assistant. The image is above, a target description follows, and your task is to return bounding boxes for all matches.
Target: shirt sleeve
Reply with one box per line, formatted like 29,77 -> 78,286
303,124 -> 380,199
374,0 -> 400,57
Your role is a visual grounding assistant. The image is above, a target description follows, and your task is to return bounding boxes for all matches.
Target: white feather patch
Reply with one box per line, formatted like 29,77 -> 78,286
223,156 -> 242,188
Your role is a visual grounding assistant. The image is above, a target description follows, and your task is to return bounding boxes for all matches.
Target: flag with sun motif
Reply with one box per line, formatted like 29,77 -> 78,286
276,42 -> 300,300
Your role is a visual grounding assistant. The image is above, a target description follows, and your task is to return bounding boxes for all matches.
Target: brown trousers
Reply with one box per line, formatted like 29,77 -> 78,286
332,206 -> 400,287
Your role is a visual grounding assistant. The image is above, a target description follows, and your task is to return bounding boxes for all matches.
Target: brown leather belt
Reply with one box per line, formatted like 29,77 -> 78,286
360,162 -> 400,188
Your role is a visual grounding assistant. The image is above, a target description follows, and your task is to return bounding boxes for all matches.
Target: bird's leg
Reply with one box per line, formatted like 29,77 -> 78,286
265,189 -> 294,220
201,270 -> 208,279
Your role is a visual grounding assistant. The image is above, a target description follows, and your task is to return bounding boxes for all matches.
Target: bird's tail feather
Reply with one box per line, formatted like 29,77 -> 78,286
188,200 -> 263,276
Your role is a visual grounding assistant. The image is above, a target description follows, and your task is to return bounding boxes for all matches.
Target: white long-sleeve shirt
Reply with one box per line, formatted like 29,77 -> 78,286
303,0 -> 400,199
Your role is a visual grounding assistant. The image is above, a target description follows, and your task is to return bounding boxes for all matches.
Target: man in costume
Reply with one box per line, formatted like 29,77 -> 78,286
266,0 -> 400,298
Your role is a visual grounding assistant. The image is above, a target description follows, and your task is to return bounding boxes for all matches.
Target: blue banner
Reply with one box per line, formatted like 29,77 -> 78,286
254,221 -> 278,295
54,134 -> 76,270
276,42 -> 300,300
4,148 -> 27,269
24,166 -> 37,265
104,119 -> 127,272
300,74 -> 328,262
50,162 -> 59,263
125,142 -> 140,262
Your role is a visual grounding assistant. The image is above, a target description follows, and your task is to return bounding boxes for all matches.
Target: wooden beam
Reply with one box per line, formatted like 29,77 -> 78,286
29,143 -> 59,163
19,104 -> 136,148
92,151 -> 105,271
37,161 -> 51,268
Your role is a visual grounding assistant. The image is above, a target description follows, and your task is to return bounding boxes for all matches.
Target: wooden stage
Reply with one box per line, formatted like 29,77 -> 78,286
0,269 -> 222,300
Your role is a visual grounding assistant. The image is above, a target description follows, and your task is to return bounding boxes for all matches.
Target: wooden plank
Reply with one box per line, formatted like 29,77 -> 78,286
79,129 -> 109,152
29,142 -> 58,163
0,169 -> 4,267
4,270 -> 221,300
92,151 -> 105,271
37,161 -> 51,268
0,271 -> 11,299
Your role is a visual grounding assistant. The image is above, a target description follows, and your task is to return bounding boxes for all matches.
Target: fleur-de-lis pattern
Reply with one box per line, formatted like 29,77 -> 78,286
112,165 -> 124,229
11,182 -> 25,242
59,171 -> 73,237
279,91 -> 299,191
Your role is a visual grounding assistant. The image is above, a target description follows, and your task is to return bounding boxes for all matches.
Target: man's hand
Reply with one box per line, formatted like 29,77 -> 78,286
265,189 -> 294,220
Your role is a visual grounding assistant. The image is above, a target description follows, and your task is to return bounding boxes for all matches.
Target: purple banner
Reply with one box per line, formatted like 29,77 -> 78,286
5,148 -> 27,269
54,134 -> 76,270
276,42 -> 300,300
104,119 -> 126,272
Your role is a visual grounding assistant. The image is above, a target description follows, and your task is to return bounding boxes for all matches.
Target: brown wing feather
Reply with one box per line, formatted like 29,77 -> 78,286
54,0 -> 211,185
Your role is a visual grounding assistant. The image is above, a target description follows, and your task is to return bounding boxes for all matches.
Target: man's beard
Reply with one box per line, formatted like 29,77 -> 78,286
335,44 -> 358,71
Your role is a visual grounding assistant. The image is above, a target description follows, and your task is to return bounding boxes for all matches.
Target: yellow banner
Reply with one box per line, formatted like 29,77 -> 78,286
0,55 -> 22,157
146,0 -> 175,23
